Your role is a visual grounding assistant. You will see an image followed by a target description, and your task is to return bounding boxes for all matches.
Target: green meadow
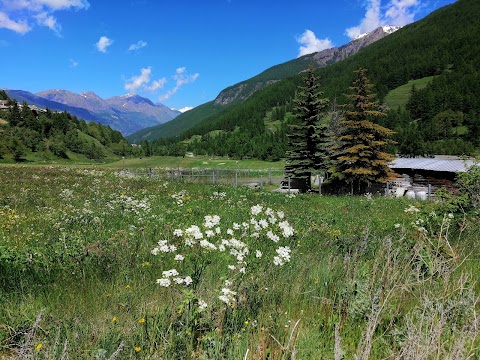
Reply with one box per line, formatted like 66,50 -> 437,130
0,165 -> 478,359
384,76 -> 434,111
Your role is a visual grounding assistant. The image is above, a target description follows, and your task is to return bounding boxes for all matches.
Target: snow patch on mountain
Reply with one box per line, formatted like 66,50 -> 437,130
356,25 -> 401,40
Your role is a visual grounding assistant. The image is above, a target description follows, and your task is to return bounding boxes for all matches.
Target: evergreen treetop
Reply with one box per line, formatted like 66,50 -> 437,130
285,66 -> 329,192
333,68 -> 396,193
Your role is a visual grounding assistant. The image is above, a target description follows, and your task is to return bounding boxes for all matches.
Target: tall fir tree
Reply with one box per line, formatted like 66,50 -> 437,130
7,100 -> 21,127
332,68 -> 395,194
285,66 -> 329,192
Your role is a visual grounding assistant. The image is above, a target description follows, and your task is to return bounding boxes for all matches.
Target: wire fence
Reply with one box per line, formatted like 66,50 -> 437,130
118,167 -> 287,188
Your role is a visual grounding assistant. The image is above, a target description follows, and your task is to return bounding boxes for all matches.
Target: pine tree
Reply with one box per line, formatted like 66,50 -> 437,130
333,68 -> 395,194
285,66 -> 329,192
7,100 -> 21,127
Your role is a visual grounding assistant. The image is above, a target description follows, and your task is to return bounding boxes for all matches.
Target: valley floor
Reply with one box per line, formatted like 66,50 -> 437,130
0,165 -> 478,359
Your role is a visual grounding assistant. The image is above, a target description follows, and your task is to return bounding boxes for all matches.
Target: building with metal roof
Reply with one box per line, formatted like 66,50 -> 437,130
390,157 -> 476,173
388,157 -> 478,198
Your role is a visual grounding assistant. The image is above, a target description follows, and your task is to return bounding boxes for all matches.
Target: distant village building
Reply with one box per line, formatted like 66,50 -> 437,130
0,100 -> 8,110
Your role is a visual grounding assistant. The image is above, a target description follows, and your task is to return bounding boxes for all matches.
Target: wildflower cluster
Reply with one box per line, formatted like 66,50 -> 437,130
171,190 -> 189,206
59,188 -> 74,201
403,205 -> 455,236
114,194 -> 151,216
152,204 -> 294,309
210,191 -> 227,200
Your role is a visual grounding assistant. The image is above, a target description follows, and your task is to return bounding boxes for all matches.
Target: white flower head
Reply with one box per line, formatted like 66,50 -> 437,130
156,278 -> 171,287
173,229 -> 183,237
251,205 -> 263,216
198,299 -> 208,311
204,215 -> 221,228
162,269 -> 179,278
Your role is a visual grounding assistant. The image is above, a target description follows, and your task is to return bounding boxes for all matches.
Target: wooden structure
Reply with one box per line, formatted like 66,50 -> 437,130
388,157 -> 476,198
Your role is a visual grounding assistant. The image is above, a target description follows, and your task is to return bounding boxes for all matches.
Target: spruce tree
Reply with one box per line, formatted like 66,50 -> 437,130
333,68 -> 395,194
285,66 -> 329,192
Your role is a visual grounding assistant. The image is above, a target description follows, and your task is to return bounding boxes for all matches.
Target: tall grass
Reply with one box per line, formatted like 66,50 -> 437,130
0,166 -> 478,359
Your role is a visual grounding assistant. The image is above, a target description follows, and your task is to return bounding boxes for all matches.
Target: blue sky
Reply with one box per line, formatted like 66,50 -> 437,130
0,0 -> 456,112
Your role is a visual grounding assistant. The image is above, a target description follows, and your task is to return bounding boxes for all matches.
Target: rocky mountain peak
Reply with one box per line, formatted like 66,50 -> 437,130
214,26 -> 400,106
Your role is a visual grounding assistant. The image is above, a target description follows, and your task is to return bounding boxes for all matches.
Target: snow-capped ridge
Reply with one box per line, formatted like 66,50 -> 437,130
355,25 -> 402,40
382,25 -> 402,34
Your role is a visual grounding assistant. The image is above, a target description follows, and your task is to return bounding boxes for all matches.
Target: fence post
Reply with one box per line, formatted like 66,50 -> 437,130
288,177 -> 291,192
268,168 -> 272,184
212,170 -> 216,184
235,170 -> 238,187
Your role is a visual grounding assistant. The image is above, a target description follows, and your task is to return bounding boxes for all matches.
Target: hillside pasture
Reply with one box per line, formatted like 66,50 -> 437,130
384,76 -> 434,110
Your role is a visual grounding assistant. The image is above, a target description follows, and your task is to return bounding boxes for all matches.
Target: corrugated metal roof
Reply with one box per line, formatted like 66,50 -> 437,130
390,157 -> 476,173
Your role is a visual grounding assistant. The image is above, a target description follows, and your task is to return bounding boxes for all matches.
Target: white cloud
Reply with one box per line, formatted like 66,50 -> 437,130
145,78 -> 167,92
0,11 -> 31,34
0,0 -> 89,34
128,40 -> 147,52
125,67 -> 152,93
345,0 -> 382,40
32,0 -> 90,11
123,66 -> 199,100
345,0 -> 421,40
69,58 -> 78,67
178,106 -> 194,113
96,36 -> 113,53
297,29 -> 333,57
35,11 -> 61,34
385,0 -> 419,25
159,67 -> 200,101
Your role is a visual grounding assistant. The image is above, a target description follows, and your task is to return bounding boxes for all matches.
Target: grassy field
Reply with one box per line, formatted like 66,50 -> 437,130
102,155 -> 285,171
384,76 -> 435,110
0,165 -> 478,359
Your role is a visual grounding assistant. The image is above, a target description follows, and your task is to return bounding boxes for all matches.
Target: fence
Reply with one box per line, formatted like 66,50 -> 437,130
119,167 -> 286,188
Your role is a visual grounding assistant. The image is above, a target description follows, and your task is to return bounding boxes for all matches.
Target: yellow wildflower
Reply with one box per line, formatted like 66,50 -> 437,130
35,343 -> 43,352
112,316 -> 117,323
138,318 -> 146,324
134,346 -> 141,353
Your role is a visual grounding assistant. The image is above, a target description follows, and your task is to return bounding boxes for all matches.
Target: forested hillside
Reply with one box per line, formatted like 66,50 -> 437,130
128,26 -> 395,143
150,0 -> 480,159
0,91 -> 132,162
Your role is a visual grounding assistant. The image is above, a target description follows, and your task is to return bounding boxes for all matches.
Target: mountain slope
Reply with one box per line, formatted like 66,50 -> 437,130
152,0 -> 480,158
128,26 -> 400,142
6,89 -> 100,123
5,89 -> 179,136
214,25 -> 400,106
184,0 -> 475,136
33,90 -> 180,135
126,101 -> 228,143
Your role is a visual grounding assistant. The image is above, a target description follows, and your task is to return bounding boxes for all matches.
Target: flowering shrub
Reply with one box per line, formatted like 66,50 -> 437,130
152,204 -> 294,309
401,204 -> 457,276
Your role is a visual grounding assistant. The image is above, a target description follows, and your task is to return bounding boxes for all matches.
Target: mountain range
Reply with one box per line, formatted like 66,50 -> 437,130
4,25 -> 400,141
4,89 -> 180,135
121,0 -> 480,161
127,25 -> 401,143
